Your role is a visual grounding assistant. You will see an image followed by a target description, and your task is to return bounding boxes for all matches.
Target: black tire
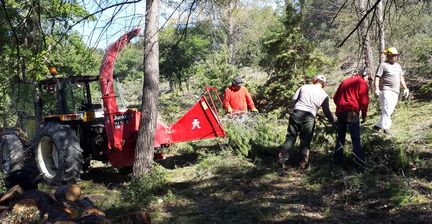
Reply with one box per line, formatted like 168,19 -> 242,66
0,133 -> 25,175
35,122 -> 83,185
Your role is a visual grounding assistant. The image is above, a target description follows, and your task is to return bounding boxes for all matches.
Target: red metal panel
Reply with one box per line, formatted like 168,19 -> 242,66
170,96 -> 225,143
106,110 -> 139,167
107,111 -> 171,168
154,120 -> 170,147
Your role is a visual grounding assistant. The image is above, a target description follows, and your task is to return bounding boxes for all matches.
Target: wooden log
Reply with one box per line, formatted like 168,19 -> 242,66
11,198 -> 40,222
115,211 -> 152,224
62,202 -> 80,219
75,197 -> 95,208
12,198 -> 38,214
0,185 -> 24,205
23,189 -> 70,221
55,184 -> 82,202
81,207 -> 106,217
75,214 -> 109,223
76,197 -> 105,218
52,220 -> 77,224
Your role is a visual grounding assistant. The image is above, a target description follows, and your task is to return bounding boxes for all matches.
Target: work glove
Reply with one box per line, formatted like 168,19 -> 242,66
403,88 -> 410,98
375,89 -> 381,97
333,116 -> 338,124
227,108 -> 233,113
251,108 -> 258,113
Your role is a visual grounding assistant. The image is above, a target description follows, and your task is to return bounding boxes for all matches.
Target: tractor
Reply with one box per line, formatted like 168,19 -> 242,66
0,28 -> 226,186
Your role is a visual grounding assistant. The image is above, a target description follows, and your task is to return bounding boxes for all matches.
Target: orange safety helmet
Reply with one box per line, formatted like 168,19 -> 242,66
49,66 -> 58,76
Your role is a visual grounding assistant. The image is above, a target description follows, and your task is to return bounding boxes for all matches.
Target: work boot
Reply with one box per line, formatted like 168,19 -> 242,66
278,152 -> 288,166
299,154 -> 309,170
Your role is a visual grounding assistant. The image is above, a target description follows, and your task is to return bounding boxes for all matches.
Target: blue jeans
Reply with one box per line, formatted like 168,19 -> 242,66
334,111 -> 365,168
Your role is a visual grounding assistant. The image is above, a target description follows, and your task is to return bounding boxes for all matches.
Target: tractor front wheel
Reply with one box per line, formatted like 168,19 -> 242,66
35,123 -> 83,185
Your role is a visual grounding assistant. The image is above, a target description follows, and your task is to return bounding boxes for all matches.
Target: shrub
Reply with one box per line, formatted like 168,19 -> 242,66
122,164 -> 168,207
419,81 -> 432,99
388,180 -> 413,206
222,114 -> 285,158
362,133 -> 409,172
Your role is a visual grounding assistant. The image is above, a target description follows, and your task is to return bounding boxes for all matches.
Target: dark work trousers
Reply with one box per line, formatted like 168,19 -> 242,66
334,111 -> 365,168
280,110 -> 316,160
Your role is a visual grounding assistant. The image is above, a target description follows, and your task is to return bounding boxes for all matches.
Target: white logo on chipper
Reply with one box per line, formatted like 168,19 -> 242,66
192,118 -> 201,129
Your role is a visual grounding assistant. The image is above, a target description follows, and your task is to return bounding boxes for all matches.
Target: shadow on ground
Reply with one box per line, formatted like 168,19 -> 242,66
80,166 -> 131,188
157,128 -> 432,223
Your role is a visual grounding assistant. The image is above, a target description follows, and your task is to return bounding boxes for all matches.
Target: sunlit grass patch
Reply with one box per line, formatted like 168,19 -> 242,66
195,150 -> 254,178
391,101 -> 432,143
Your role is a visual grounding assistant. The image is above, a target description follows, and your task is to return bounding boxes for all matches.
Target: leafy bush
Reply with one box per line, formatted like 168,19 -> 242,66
419,81 -> 432,99
122,165 -> 168,207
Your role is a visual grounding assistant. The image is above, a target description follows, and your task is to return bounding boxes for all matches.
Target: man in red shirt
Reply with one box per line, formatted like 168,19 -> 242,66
333,67 -> 370,170
223,76 -> 258,113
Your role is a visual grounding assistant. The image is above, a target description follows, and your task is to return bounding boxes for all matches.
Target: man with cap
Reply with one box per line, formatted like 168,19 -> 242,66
333,67 -> 370,169
223,76 -> 258,113
278,74 -> 335,170
373,47 -> 409,134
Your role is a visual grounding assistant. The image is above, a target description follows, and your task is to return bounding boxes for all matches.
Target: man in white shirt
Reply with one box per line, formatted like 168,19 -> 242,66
278,75 -> 335,170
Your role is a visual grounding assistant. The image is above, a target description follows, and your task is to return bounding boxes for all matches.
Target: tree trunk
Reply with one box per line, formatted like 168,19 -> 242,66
377,0 -> 385,64
358,0 -> 374,71
133,0 -> 160,176
227,1 -> 235,65
225,1 -> 238,65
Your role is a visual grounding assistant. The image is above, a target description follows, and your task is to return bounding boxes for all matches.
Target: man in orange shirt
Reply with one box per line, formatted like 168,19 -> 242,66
223,76 -> 258,113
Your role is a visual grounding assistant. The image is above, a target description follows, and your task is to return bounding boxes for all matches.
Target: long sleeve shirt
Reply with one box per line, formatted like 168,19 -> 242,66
223,86 -> 256,112
333,74 -> 369,119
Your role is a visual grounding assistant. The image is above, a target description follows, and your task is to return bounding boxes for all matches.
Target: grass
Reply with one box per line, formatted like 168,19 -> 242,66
2,98 -> 431,223
148,100 -> 432,223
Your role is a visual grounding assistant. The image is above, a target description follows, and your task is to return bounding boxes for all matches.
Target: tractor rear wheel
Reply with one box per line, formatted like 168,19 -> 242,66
35,122 -> 83,185
0,133 -> 25,175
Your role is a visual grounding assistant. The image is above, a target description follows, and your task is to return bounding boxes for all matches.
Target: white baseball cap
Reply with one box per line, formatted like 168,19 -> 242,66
314,74 -> 327,83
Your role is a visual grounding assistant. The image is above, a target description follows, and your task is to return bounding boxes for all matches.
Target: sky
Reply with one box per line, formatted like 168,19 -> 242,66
75,0 -> 147,49
74,0 -> 281,49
